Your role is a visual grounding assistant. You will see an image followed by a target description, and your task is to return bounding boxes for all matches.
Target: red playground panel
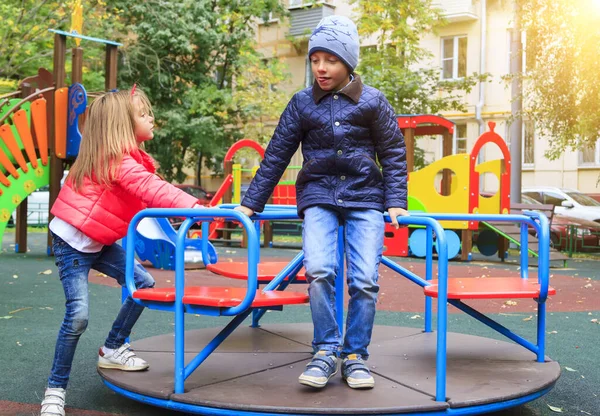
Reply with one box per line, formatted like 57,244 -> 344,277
423,277 -> 556,299
207,261 -> 307,282
133,286 -> 308,307
272,184 -> 297,205
383,224 -> 408,256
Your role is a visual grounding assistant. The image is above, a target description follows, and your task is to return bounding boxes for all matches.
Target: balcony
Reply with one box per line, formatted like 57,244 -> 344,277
288,1 -> 335,37
434,0 -> 478,23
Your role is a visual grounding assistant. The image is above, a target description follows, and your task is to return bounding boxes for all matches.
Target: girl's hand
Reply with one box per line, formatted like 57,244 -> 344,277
388,207 -> 409,229
234,205 -> 254,217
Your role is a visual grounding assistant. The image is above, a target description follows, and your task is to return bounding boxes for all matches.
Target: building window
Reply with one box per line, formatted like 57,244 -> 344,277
305,56 -> 314,88
523,120 -> 534,166
506,120 -> 535,167
454,124 -> 467,154
579,139 -> 600,166
441,36 -> 467,79
506,30 -> 528,74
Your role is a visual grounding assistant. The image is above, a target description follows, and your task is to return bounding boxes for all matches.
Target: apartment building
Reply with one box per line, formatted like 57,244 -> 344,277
254,0 -> 600,193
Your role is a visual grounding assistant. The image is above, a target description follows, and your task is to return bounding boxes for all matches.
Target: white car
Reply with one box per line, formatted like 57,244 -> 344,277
10,171 -> 68,227
522,187 -> 600,223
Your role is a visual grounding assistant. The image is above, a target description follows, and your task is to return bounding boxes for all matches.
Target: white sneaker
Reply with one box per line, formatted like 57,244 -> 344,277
40,387 -> 65,416
97,343 -> 149,371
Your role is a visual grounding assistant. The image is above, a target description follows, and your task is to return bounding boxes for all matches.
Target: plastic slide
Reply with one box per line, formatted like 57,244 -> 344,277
125,217 -> 218,270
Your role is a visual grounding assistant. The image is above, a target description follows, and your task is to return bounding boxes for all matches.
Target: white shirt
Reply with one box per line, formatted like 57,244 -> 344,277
49,217 -> 104,253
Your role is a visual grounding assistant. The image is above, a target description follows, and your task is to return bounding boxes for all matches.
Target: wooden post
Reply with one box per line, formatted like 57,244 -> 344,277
441,130 -> 453,196
72,47 -> 84,84
14,84 -> 35,253
48,33 -> 67,253
404,128 -> 414,173
461,229 -> 472,261
105,45 -> 118,91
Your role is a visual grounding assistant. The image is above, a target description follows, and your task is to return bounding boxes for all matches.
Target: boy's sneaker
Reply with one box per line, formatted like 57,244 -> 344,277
342,354 -> 375,389
40,387 -> 65,416
97,343 -> 149,371
298,350 -> 338,388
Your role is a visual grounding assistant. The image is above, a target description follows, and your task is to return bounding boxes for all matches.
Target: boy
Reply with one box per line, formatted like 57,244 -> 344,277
236,15 -> 407,389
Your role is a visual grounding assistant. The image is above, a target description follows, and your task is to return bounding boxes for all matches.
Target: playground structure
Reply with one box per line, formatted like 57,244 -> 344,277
0,25 -> 220,266
98,206 -> 559,415
0,22 -> 121,253
210,117 -> 516,262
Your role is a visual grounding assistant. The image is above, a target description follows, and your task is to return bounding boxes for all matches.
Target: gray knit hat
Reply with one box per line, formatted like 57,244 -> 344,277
308,15 -> 359,72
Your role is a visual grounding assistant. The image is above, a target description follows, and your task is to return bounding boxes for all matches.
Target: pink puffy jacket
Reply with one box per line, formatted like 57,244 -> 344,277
51,149 -> 199,245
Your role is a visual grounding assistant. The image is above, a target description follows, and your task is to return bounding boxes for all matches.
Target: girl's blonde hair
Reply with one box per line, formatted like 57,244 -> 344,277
68,88 -> 153,191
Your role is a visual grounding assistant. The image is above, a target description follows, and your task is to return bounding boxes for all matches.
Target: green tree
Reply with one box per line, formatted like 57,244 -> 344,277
0,0 -> 123,92
351,0 -> 487,168
518,0 -> 600,160
113,0 -> 287,184
232,51 -> 290,146
352,0 -> 485,115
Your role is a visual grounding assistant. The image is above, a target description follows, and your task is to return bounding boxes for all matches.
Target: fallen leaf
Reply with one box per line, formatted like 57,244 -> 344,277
410,314 -> 422,320
38,270 -> 52,275
16,341 -> 22,347
547,405 -> 563,413
504,300 -> 518,306
0,316 -> 13,320
9,307 -> 32,314
548,330 -> 558,334
584,283 -> 592,288
96,272 -> 108,277
12,275 -> 18,279
523,316 -> 533,321
564,367 -> 577,372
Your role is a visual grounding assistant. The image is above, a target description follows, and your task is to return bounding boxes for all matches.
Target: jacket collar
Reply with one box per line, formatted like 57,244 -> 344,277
312,73 -> 363,104
130,148 -> 157,173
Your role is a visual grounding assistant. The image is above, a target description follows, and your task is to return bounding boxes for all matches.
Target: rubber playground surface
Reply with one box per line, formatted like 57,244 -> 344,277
0,230 -> 598,416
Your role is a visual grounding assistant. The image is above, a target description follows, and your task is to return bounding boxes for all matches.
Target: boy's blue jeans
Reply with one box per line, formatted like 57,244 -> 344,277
47,233 -> 155,388
302,205 -> 384,359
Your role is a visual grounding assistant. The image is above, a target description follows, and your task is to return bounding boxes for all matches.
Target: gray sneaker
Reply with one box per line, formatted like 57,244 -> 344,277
342,354 -> 375,389
298,350 -> 338,388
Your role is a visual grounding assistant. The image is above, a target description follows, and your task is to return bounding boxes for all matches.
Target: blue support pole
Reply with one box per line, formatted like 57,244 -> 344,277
425,226 -> 433,333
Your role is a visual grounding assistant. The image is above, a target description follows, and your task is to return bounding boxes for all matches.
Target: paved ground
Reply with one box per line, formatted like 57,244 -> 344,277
0,230 -> 598,416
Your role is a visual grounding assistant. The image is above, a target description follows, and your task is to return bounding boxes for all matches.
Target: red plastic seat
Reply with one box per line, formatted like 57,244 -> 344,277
423,277 -> 556,299
133,286 -> 309,308
207,261 -> 307,282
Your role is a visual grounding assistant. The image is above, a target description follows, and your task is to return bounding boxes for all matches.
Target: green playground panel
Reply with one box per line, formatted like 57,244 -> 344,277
0,161 -> 50,244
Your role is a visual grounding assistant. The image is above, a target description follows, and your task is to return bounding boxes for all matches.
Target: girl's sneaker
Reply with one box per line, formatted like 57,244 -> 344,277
97,343 -> 149,371
298,350 -> 338,388
40,387 -> 65,416
342,354 -> 375,389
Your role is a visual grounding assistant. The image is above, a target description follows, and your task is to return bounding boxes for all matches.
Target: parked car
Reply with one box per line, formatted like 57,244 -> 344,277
522,187 -> 600,223
520,192 -> 600,251
173,184 -> 214,206
9,171 -> 68,227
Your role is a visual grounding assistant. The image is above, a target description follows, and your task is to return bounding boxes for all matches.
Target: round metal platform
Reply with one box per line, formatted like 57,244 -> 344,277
98,324 -> 560,415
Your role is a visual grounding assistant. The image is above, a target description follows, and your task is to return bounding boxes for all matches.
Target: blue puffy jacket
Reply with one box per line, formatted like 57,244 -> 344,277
242,75 -> 407,216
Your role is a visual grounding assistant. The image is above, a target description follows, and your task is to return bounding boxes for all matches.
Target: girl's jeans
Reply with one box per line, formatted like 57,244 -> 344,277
302,206 -> 384,359
47,233 -> 155,388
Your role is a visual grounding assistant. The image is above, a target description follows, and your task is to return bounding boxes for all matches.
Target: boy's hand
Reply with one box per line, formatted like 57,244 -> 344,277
234,205 -> 255,217
388,207 -> 409,229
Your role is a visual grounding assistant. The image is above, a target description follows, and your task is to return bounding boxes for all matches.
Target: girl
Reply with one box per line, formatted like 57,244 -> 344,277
41,88 -> 202,416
